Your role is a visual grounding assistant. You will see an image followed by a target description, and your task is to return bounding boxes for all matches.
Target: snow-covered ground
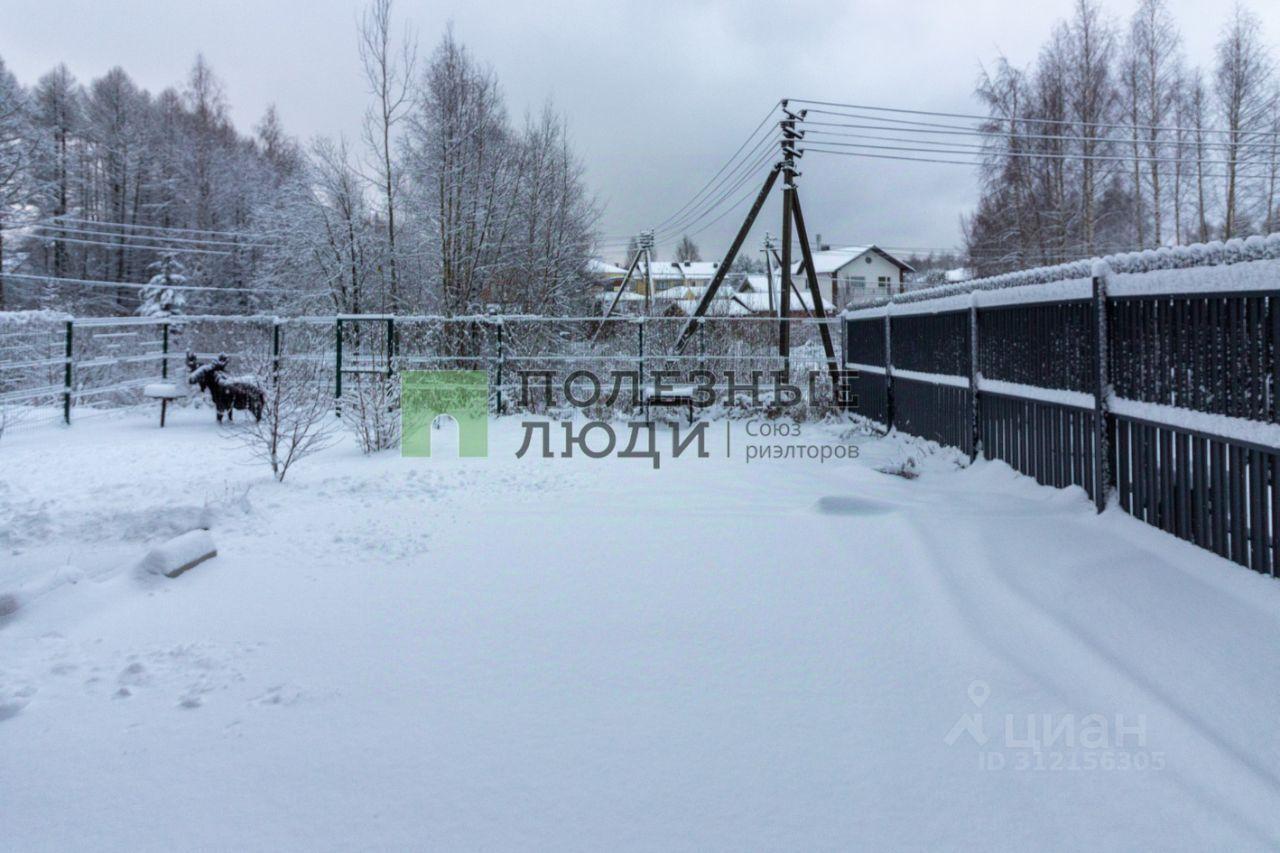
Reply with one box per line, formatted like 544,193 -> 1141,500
3,409 -> 1280,850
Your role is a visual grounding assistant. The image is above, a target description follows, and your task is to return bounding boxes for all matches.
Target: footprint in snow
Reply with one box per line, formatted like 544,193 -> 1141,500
0,682 -> 38,721
250,684 -> 302,707
814,495 -> 897,516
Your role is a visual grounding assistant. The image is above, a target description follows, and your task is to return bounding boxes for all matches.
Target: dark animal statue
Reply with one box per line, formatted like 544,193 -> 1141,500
186,351 -> 266,423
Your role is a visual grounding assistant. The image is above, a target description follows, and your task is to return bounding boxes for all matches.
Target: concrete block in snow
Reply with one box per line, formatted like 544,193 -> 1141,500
139,530 -> 217,578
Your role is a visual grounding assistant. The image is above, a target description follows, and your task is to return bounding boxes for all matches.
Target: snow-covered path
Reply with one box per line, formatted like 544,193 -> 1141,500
2,411 -> 1279,850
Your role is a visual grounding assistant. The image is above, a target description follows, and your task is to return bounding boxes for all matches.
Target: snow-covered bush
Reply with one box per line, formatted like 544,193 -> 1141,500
226,353 -> 336,482
340,373 -> 401,454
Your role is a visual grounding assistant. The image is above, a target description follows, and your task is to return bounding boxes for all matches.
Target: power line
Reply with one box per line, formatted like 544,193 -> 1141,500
653,136 -> 781,241
1,271 -> 312,295
805,117 -> 1280,155
650,132 -> 783,242
26,223 -> 274,249
16,234 -> 235,257
803,131 -> 1280,171
804,144 -> 1275,181
43,215 -> 267,239
594,126 -> 783,256
790,98 -> 1280,140
681,169 -> 777,243
649,101 -> 781,234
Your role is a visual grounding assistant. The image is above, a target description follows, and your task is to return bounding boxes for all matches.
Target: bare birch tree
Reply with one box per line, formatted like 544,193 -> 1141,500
358,0 -> 416,312
1214,5 -> 1273,238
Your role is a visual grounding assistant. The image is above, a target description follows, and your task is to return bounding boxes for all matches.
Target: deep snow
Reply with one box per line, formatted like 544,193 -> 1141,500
2,409 -> 1279,850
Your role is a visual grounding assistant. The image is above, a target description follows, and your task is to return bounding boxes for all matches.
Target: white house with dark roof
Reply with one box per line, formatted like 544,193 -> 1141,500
792,245 -> 914,309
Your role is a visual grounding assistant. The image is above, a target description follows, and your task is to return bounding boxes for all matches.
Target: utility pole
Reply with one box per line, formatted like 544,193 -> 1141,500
639,230 -> 655,315
594,233 -> 650,338
778,104 -> 803,378
674,100 -> 840,409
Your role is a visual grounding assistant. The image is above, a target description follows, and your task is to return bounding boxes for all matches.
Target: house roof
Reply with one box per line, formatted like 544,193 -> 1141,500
667,297 -> 752,316
794,245 -> 915,276
587,258 -> 629,277
645,260 -> 721,280
593,290 -> 646,304
736,275 -> 835,314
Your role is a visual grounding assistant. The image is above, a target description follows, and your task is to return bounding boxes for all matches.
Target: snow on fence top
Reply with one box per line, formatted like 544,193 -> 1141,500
846,232 -> 1280,319
0,309 -> 73,328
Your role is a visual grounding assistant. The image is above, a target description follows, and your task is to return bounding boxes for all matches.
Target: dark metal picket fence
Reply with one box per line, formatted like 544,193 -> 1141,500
846,251 -> 1280,578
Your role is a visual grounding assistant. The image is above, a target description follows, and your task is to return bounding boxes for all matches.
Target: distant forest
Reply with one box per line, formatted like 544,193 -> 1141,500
966,0 -> 1279,277
0,1 -> 598,317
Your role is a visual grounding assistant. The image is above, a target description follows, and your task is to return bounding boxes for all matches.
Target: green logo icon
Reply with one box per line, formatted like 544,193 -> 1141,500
401,370 -> 489,458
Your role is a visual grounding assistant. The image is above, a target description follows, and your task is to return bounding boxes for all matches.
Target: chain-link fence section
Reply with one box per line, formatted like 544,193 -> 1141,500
0,313 -> 847,442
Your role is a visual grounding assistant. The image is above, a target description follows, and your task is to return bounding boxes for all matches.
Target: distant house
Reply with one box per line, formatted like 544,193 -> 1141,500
592,258 -> 724,294
587,258 -> 629,285
735,274 -> 835,316
638,260 -> 722,293
792,245 -> 915,309
651,281 -> 752,316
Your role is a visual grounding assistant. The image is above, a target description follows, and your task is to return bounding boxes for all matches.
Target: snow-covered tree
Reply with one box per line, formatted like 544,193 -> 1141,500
359,0 -> 416,312
1214,5 -> 1273,238
137,252 -> 188,317
0,56 -> 33,310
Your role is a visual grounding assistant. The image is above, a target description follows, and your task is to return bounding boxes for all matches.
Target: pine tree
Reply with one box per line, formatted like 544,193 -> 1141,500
137,252 -> 188,318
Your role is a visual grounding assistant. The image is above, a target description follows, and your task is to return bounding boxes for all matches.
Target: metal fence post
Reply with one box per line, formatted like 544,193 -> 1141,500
637,317 -> 645,398
495,319 -> 504,415
884,311 -> 894,431
1092,273 -> 1112,512
839,317 -> 848,409
969,299 -> 980,461
161,321 -> 170,380
272,320 -> 282,385
698,318 -> 705,378
334,317 -> 343,416
63,320 -> 73,426
386,316 -> 395,377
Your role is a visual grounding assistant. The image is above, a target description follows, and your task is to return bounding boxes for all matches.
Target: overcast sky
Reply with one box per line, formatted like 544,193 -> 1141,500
2,0 -> 1276,262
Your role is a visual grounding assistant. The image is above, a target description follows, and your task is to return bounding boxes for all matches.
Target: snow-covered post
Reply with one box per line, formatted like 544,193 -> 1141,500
637,317 -> 645,398
837,318 -> 845,409
969,294 -> 980,462
273,320 -> 283,381
63,320 -> 73,426
883,306 -> 894,431
334,317 -> 343,417
698,318 -> 706,378
1092,263 -> 1112,513
161,321 -> 170,380
385,317 -> 395,378
495,318 -> 504,415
